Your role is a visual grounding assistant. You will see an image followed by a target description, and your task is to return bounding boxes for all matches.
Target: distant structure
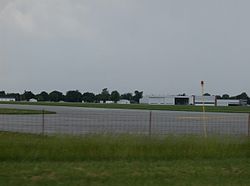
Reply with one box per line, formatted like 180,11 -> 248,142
29,98 -> 38,102
194,96 -> 216,106
140,95 -> 194,105
140,95 -> 247,106
0,97 -> 16,102
117,99 -> 130,104
105,101 -> 114,104
217,99 -> 247,106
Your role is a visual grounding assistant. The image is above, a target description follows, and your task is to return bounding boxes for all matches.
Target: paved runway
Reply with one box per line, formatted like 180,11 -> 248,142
0,104 -> 249,136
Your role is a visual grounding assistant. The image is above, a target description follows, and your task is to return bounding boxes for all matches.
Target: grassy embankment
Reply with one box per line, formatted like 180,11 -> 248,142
0,132 -> 249,185
0,108 -> 55,115
1,101 -> 250,113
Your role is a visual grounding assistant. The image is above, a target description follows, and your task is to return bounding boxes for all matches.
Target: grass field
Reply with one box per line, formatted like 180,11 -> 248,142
1,101 -> 250,113
0,133 -> 249,185
0,108 -> 55,115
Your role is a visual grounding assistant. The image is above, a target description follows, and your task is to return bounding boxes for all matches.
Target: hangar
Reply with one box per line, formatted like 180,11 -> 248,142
140,95 -> 246,106
140,95 -> 194,105
140,95 -> 216,106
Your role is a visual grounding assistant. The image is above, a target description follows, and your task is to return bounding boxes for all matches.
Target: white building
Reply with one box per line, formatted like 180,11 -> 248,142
194,96 -> 216,106
140,95 -> 247,107
117,99 -> 130,104
217,99 -> 246,106
140,95 -> 237,106
140,95 -> 194,105
29,98 -> 38,102
0,97 -> 16,102
105,101 -> 114,104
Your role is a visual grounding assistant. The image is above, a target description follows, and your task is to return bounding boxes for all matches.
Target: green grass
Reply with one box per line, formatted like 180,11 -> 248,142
1,101 -> 250,113
1,133 -> 249,161
0,132 -> 249,185
0,108 -> 56,115
1,160 -> 250,186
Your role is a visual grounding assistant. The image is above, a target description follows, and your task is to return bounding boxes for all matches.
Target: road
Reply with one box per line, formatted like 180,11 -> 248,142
0,104 -> 249,136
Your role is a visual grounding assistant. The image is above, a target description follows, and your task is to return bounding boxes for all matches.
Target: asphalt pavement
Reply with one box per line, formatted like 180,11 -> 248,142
0,104 -> 248,136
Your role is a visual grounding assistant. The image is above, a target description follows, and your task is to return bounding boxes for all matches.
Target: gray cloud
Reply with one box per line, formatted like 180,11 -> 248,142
0,0 -> 250,96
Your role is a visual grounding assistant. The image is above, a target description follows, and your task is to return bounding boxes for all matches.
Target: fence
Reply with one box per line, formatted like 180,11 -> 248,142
0,108 -> 249,137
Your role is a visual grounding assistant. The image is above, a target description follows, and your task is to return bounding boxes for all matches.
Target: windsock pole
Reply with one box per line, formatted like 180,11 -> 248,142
201,81 -> 207,138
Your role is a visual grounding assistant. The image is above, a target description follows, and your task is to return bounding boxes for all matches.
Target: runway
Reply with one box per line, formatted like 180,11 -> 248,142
0,104 -> 249,136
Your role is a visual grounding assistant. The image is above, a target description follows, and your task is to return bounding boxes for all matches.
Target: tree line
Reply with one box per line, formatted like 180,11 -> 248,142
1,90 -> 249,104
0,89 -> 143,103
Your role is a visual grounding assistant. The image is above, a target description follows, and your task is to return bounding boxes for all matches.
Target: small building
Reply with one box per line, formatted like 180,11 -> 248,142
29,98 -> 38,102
117,99 -> 130,104
0,97 -> 16,102
105,101 -> 114,104
217,99 -> 247,106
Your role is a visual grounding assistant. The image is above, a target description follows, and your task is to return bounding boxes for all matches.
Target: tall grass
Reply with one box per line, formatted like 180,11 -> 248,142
0,132 -> 249,162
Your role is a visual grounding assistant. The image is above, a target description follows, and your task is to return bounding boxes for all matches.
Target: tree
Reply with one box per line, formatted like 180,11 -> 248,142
222,94 -> 230,99
7,93 -> 21,101
21,91 -> 35,101
36,91 -> 49,101
216,95 -> 222,99
110,90 -> 120,103
49,91 -> 64,102
82,92 -> 96,103
65,90 -> 82,102
203,93 -> 211,96
178,93 -> 186,96
235,92 -> 249,100
133,90 -> 143,103
120,93 -> 133,101
100,88 -> 110,103
0,91 -> 6,97
95,94 -> 102,103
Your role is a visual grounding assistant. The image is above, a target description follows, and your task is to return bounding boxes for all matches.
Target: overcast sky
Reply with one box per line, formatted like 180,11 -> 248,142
0,0 -> 250,96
